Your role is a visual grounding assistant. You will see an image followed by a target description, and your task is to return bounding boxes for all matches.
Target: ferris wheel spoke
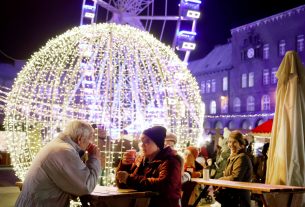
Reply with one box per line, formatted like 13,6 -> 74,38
132,16 -> 181,21
81,0 -> 202,63
134,0 -> 154,16
94,0 -> 119,14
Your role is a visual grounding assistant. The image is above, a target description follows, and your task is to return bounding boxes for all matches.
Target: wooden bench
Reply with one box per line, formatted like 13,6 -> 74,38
191,178 -> 305,207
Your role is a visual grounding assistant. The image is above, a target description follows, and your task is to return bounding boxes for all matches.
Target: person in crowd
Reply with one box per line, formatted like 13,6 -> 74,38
199,142 -> 209,160
215,130 -> 253,207
208,136 -> 230,179
181,146 -> 205,207
245,134 -> 255,155
116,126 -> 181,207
184,146 -> 204,178
164,132 -> 185,176
253,142 -> 270,183
251,142 -> 270,206
164,132 -> 178,149
243,137 -> 255,167
15,120 -> 101,207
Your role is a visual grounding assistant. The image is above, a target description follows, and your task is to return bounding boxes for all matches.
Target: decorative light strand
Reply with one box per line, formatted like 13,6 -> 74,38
5,23 -> 204,183
205,113 -> 274,119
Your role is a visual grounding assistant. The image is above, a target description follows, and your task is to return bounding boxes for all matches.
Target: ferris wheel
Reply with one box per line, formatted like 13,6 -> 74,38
80,0 -> 202,63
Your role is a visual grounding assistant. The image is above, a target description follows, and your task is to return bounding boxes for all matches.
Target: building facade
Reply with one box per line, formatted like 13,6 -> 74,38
189,5 -> 305,132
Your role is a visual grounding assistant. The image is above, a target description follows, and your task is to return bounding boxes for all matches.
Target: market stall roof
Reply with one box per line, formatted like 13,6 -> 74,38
251,119 -> 273,135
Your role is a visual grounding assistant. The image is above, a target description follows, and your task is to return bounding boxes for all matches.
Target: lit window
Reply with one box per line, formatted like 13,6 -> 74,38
263,44 -> 269,60
261,95 -> 271,111
211,79 -> 216,92
247,96 -> 255,111
233,97 -> 241,113
242,73 -> 247,88
248,72 -> 254,87
221,96 -> 228,114
241,120 -> 251,130
215,121 -> 223,129
206,80 -> 211,93
279,40 -> 286,56
228,121 -> 235,129
210,100 -> 216,114
263,69 -> 270,85
271,67 -> 278,84
297,35 -> 304,52
223,76 -> 228,91
201,81 -> 205,93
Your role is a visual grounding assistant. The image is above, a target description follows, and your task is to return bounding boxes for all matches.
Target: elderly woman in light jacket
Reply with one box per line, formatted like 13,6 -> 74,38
15,120 -> 101,207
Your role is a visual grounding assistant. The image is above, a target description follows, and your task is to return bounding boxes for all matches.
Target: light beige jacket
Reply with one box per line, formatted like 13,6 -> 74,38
221,151 -> 252,182
15,136 -> 101,207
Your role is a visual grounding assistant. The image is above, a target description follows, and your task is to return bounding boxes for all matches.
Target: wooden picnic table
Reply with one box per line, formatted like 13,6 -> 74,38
80,185 -> 157,207
191,178 -> 305,207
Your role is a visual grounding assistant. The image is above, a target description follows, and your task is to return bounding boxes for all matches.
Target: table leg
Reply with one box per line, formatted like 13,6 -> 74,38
261,192 -> 303,207
260,194 -> 269,207
288,193 -> 303,207
191,185 -> 210,207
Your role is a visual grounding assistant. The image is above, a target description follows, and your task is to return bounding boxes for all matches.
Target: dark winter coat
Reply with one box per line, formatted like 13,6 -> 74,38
116,147 -> 181,207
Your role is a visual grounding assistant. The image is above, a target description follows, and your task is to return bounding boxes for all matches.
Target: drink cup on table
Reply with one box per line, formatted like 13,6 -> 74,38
122,148 -> 137,165
202,169 -> 210,180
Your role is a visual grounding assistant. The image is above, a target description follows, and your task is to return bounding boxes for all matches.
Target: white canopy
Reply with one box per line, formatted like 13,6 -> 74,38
266,51 -> 305,206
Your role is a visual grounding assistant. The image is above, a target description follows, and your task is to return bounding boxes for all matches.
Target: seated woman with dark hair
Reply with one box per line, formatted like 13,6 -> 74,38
215,130 -> 253,207
116,126 -> 181,207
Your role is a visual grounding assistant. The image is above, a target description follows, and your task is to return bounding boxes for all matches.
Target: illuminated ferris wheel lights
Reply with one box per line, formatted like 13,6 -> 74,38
186,10 -> 201,19
185,0 -> 202,3
83,4 -> 96,16
84,12 -> 95,19
81,0 -> 97,24
176,31 -> 197,51
182,42 -> 196,51
179,31 -> 197,36
180,0 -> 201,19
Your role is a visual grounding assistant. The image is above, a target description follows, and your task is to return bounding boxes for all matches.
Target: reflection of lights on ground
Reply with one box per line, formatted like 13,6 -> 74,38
5,23 -> 204,182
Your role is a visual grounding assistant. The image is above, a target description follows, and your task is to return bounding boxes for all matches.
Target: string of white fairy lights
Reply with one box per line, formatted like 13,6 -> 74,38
4,23 -> 204,183
205,113 -> 274,119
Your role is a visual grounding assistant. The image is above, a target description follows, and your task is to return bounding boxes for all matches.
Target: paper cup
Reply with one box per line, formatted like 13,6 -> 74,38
202,169 -> 210,180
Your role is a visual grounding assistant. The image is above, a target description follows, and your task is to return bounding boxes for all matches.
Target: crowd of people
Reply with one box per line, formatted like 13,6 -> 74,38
15,119 -> 270,207
115,126 -> 269,207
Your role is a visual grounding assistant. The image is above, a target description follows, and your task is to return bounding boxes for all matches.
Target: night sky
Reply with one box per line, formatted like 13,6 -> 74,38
1,0 -> 305,63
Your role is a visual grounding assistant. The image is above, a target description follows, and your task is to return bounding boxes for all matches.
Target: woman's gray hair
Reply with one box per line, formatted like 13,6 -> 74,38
62,120 -> 94,142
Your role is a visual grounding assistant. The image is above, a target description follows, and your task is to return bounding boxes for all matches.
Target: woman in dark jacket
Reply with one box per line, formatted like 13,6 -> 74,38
216,130 -> 253,207
116,126 -> 181,207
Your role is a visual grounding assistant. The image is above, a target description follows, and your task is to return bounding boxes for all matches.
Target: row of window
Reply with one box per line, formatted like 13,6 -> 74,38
201,68 -> 277,92
208,94 -> 271,114
200,77 -> 228,94
241,72 -> 254,88
263,68 -> 277,85
264,35 -> 304,58
242,34 -> 304,60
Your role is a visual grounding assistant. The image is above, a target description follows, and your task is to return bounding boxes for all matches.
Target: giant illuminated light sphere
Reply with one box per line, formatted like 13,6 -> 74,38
5,23 -> 204,180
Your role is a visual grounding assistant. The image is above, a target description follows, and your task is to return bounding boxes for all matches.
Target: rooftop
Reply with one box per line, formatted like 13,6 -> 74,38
188,43 -> 232,75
